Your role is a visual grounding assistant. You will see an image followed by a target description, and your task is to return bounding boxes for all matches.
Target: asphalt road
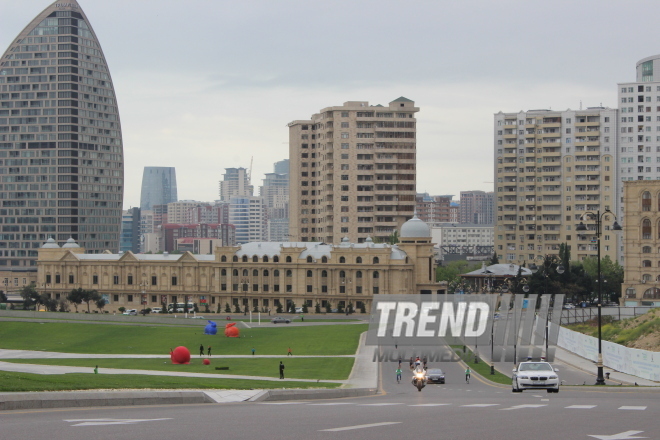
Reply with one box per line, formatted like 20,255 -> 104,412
2,357 -> 658,440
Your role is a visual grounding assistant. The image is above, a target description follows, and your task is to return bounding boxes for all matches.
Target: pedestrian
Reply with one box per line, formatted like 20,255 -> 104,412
395,367 -> 402,383
287,347 -> 292,356
301,315 -> 304,322
279,361 -> 285,379
207,346 -> 212,357
252,347 -> 255,356
199,344 -> 204,357
398,357 -> 402,368
94,365 -> 98,374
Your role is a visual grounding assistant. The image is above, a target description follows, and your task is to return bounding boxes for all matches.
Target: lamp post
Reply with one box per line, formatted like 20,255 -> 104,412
241,277 -> 249,315
341,277 -> 351,315
139,280 -> 148,316
529,257 -> 564,360
576,209 -> 622,385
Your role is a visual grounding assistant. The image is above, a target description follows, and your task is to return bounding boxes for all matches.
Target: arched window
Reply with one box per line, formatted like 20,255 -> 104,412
286,270 -> 292,277
233,256 -> 238,262
339,256 -> 346,263
307,270 -> 313,277
643,287 -> 660,299
373,271 -> 380,279
221,255 -> 227,262
642,191 -> 651,211
263,256 -> 269,263
643,274 -> 652,282
253,269 -> 259,277
339,270 -> 346,278
321,270 -> 328,278
642,219 -> 652,239
286,256 -> 292,263
625,287 -> 636,298
356,271 -> 363,278
307,256 -> 313,263
643,260 -> 652,268
273,256 -> 279,263
373,257 -> 379,264
242,255 -> 248,263
221,269 -> 227,276
356,257 -> 362,264
233,269 -> 239,276
274,270 -> 280,277
253,256 -> 258,263
321,256 -> 328,263
263,270 -> 269,277
643,246 -> 652,253
243,269 -> 249,276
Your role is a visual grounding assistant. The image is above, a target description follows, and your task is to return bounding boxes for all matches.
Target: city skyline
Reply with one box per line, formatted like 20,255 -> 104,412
2,1 -> 659,209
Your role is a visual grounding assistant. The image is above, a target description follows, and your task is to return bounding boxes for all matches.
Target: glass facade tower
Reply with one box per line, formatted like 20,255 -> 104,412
139,166 -> 177,210
0,0 -> 124,268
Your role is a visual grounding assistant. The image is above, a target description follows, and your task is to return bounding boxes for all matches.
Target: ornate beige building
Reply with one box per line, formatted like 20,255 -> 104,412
36,217 -> 445,313
621,181 -> 660,307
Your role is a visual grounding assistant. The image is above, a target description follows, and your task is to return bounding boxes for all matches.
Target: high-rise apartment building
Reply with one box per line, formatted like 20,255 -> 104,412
494,108 -> 618,265
229,196 -> 266,244
219,167 -> 253,202
289,98 -> 418,244
260,159 -> 290,242
0,0 -> 124,267
459,191 -> 495,224
139,167 -> 177,210
119,207 -> 140,254
415,193 -> 452,224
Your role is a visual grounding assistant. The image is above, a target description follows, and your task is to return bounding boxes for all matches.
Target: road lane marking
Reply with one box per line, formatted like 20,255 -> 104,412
359,403 -> 405,406
461,404 -> 499,407
588,430 -> 647,440
618,406 -> 646,410
320,422 -> 401,432
408,404 -> 451,407
259,402 -> 305,405
500,404 -> 547,410
64,418 -> 171,427
565,405 -> 596,409
309,403 -> 355,406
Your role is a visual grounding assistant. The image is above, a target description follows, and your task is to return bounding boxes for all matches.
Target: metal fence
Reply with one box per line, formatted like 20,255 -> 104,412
559,307 -> 653,325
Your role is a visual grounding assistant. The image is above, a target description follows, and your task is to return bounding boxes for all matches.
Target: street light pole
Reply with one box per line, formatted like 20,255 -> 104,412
576,209 -> 622,385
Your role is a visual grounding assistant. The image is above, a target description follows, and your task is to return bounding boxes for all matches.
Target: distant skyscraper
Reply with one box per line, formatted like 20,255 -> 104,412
229,196 -> 266,244
219,167 -> 253,202
415,193 -> 452,224
0,0 -> 124,268
119,208 -> 140,254
273,159 -> 289,175
140,167 -> 177,210
260,159 -> 290,242
459,191 -> 494,224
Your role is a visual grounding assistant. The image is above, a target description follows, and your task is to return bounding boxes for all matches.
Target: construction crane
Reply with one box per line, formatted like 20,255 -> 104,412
248,156 -> 253,184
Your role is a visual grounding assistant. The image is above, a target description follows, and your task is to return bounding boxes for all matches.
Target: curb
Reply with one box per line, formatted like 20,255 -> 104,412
250,388 -> 379,402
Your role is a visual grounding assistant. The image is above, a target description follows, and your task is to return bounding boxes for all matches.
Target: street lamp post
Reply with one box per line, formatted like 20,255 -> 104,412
139,280 -> 148,316
576,209 -> 622,385
241,278 -> 249,315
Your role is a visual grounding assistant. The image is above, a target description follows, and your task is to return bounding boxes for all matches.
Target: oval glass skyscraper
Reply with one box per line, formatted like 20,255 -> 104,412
0,0 -> 123,269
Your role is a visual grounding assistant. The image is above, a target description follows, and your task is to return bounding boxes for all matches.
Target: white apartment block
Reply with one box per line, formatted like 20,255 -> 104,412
431,223 -> 494,261
219,167 -> 253,202
494,108 -> 619,265
229,196 -> 267,244
288,98 -> 418,244
166,201 -> 202,224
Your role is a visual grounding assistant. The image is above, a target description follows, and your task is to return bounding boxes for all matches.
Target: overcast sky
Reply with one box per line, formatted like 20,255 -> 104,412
2,0 -> 660,208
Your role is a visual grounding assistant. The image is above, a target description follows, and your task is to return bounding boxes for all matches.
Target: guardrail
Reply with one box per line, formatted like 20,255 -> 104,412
560,306 -> 652,325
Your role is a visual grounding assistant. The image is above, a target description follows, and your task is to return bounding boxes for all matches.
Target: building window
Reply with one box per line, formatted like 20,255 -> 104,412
113,275 -> 119,285
127,275 -> 133,285
68,274 -> 74,284
113,294 -> 119,302
151,276 -> 157,286
92,275 -> 98,284
127,294 -> 133,302
171,276 -> 177,286
373,257 -> 379,264
55,274 -> 61,284
286,256 -> 292,263
339,256 -> 346,263
307,285 -> 313,293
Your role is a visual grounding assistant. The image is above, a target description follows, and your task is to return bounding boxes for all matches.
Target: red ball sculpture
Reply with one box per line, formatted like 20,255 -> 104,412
202,358 -> 210,365
224,322 -> 240,337
171,346 -> 191,364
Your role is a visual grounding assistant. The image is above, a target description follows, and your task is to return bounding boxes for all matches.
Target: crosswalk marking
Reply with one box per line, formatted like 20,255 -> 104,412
320,422 -> 401,432
618,406 -> 647,411
309,402 -> 355,406
259,402 -> 305,405
408,404 -> 451,407
461,404 -> 499,407
359,403 -> 405,406
65,418 -> 171,427
501,404 -> 547,411
566,405 -> 597,409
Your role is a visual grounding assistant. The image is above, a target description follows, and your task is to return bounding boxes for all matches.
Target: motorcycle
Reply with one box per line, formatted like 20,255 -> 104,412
412,369 -> 426,392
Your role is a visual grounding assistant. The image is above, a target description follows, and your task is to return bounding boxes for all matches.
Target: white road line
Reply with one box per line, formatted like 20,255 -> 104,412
359,403 -> 405,406
320,422 -> 401,432
500,404 -> 547,410
408,404 -> 451,407
64,418 -> 172,427
619,406 -> 647,410
565,405 -> 596,409
461,404 -> 499,407
259,402 -> 305,405
309,403 -> 355,406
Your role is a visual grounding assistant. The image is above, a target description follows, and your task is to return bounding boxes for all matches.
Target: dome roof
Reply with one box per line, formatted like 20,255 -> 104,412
400,214 -> 430,238
41,237 -> 60,249
62,237 -> 80,248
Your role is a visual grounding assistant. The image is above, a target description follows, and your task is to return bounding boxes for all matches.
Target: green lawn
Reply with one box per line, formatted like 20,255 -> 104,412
3,357 -> 353,380
0,321 -> 368,355
452,347 -> 512,385
0,370 -> 340,392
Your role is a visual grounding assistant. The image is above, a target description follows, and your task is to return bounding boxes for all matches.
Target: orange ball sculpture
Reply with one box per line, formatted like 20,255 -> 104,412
224,322 -> 240,337
171,346 -> 191,364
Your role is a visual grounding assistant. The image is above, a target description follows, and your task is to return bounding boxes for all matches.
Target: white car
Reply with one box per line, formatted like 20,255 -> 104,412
122,309 -> 137,316
512,361 -> 559,393
151,307 -> 163,314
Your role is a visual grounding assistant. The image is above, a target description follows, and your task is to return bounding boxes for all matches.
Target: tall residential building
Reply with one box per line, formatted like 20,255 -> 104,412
260,159 -> 290,242
449,203 -> 459,222
166,200 -> 201,224
229,196 -> 266,244
139,166 -> 177,210
0,0 -> 124,268
219,167 -> 253,201
288,98 -> 418,244
415,193 -> 452,224
459,190 -> 495,224
494,108 -> 618,265
119,207 -> 140,254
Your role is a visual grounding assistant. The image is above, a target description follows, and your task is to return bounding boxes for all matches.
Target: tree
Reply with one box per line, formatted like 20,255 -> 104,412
67,288 -> 100,313
276,302 -> 283,314
583,255 -> 624,303
225,302 -> 231,313
436,260 -> 482,292
315,302 -> 321,313
95,297 -> 107,313
234,303 -> 241,313
347,303 -> 354,314
0,290 -> 7,303
337,302 -> 345,314
489,253 -> 499,265
388,230 -> 399,245
40,293 -> 58,312
288,301 -> 296,313
324,302 -> 332,313
302,303 -> 309,313
359,303 -> 366,313
19,284 -> 39,310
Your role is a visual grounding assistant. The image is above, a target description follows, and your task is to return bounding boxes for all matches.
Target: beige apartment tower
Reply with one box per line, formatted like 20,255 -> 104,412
289,98 -> 418,244
494,108 -> 619,265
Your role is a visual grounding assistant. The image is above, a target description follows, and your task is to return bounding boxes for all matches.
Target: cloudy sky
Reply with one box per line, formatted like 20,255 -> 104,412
2,0 -> 659,208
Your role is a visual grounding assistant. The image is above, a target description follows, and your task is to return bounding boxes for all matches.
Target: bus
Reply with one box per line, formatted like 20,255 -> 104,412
167,303 -> 195,313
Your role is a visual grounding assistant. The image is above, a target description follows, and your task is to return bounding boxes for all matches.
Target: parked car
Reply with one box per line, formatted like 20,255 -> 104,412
426,368 -> 445,384
122,309 -> 137,316
295,307 -> 304,313
271,317 -> 291,324
512,361 -> 559,393
151,307 -> 163,314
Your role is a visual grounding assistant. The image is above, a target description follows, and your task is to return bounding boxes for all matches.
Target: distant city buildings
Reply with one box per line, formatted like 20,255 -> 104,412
0,1 -> 124,268
120,208 -> 141,254
416,193 -> 452,224
260,159 -> 290,242
288,98 -> 418,244
219,167 -> 253,201
229,196 -> 267,244
431,223 -> 494,263
459,191 -> 494,224
140,167 -> 178,210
